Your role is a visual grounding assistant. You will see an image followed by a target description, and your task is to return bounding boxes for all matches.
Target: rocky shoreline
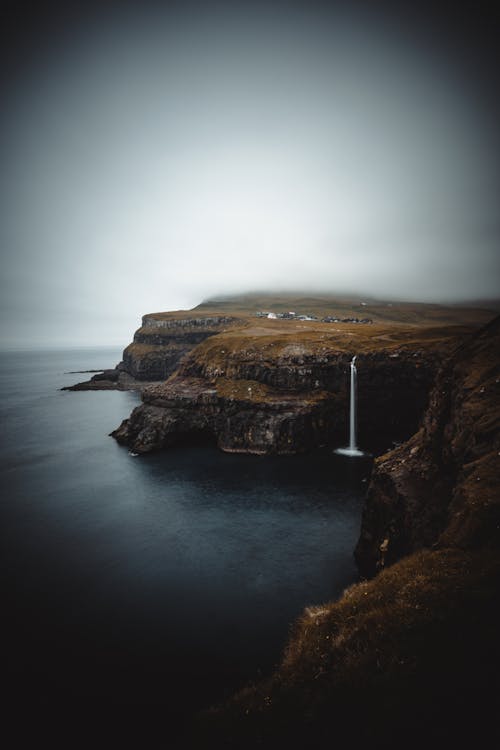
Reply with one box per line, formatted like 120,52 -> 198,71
62,368 -> 160,392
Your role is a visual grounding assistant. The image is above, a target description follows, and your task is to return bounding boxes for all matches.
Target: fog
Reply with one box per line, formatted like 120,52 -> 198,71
1,2 -> 499,347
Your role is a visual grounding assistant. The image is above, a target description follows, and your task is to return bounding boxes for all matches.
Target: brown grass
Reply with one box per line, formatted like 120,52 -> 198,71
142,293 -> 498,328
181,322 -> 473,372
124,342 -> 185,358
195,548 -> 500,747
213,377 -> 330,405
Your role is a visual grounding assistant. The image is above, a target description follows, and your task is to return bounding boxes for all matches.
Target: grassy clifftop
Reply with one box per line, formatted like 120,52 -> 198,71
117,293 -> 498,384
181,320 -> 474,369
143,292 -> 498,327
197,292 -> 498,326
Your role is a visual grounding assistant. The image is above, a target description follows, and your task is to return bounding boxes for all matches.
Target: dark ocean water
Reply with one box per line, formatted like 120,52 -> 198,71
0,348 -> 372,729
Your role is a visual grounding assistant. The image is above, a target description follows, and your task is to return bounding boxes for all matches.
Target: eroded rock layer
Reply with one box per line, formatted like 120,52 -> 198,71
120,314 -> 245,381
355,314 -> 500,575
111,329 -> 450,455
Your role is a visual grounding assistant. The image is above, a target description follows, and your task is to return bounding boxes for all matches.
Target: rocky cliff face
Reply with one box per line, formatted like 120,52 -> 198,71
68,295 -> 494,396
64,313 -> 247,390
69,297 -> 499,745
192,316 -> 500,749
111,330 -> 444,456
355,315 -> 500,576
119,314 -> 244,381
112,374 -> 337,454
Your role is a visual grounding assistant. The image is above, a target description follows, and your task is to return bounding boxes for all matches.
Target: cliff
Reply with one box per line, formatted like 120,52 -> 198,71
355,314 -> 500,575
120,313 -> 245,381
65,293 -> 495,391
64,295 -> 499,743
115,295 -> 497,386
109,292 -> 490,455
111,323 -> 458,456
63,313 -> 246,390
190,315 -> 500,748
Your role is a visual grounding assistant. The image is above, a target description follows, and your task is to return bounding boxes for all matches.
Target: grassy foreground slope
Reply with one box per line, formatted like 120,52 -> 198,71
195,549 -> 499,748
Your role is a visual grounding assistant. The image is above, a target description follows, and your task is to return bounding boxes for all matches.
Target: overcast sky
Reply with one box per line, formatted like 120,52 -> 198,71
1,1 -> 499,347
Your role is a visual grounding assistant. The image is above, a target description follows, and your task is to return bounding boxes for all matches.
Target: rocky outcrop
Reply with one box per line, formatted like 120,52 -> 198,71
141,314 -> 239,330
120,315 -> 244,381
64,313 -> 246,390
112,375 -> 337,454
355,315 -> 500,576
62,368 -> 160,391
111,340 -> 442,456
191,316 -> 500,749
111,305 -> 476,455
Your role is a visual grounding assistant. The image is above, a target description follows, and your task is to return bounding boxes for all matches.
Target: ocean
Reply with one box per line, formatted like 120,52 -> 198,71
0,347 -> 371,728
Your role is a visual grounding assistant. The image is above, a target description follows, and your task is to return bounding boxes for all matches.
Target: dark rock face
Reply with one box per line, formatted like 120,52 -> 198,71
190,317 -> 500,750
90,368 -> 120,383
112,376 -> 337,455
356,353 -> 435,452
107,307 -> 484,457
118,316 -> 244,381
141,315 -> 238,329
355,316 -> 500,577
120,345 -> 190,381
179,346 -> 437,454
62,368 -> 157,392
111,347 -> 439,456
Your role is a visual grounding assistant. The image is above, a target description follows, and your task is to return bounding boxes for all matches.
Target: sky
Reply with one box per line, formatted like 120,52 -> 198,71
1,0 -> 499,347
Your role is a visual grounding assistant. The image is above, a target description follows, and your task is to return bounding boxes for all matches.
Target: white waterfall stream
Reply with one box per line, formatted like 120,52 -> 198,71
335,355 -> 364,457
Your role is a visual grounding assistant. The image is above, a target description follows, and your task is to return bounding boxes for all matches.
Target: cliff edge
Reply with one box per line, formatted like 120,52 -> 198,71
110,305 -> 478,456
356,314 -> 500,574
191,316 -> 500,748
64,293 -> 494,392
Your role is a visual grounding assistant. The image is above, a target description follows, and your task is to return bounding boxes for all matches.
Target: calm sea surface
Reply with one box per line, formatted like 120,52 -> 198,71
0,348 -> 372,726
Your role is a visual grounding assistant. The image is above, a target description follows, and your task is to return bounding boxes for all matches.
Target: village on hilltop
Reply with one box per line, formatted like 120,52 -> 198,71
255,310 -> 373,324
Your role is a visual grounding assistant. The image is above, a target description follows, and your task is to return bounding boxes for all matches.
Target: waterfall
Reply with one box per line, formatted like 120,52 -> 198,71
335,355 -> 364,457
349,355 -> 357,451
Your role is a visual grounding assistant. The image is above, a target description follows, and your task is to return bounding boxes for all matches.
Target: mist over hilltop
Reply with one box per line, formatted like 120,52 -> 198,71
1,1 -> 499,347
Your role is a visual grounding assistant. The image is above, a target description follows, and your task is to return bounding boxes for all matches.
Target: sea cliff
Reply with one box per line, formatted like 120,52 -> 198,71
355,314 -> 500,573
109,294 -> 485,455
192,314 -> 500,748
64,294 -> 499,744
65,293 -> 492,399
